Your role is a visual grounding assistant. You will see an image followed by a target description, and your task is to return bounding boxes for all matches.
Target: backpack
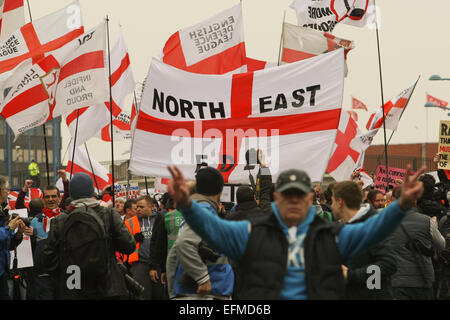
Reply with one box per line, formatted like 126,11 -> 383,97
60,205 -> 111,284
439,214 -> 450,265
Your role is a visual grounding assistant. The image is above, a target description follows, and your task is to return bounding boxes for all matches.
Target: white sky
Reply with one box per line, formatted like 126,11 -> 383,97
27,0 -> 450,163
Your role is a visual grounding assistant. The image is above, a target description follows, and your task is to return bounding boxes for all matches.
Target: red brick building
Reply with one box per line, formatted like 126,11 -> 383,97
363,143 -> 439,175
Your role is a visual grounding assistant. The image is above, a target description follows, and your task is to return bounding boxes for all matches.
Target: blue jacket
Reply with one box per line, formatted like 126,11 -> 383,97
180,199 -> 409,299
174,200 -> 234,297
0,225 -> 16,277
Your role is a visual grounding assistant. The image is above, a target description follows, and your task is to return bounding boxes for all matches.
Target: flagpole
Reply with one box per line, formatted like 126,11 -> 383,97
373,0 -> 389,192
84,143 -> 100,193
144,176 -> 149,196
26,0 -> 51,186
70,109 -> 80,178
277,10 -> 286,66
106,15 -> 115,204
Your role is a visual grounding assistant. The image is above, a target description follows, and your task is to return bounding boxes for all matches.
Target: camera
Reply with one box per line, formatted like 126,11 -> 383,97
245,148 -> 260,166
10,213 -> 33,227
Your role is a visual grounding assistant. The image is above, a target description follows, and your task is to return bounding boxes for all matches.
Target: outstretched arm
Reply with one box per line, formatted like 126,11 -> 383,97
338,166 -> 425,261
167,166 -> 249,261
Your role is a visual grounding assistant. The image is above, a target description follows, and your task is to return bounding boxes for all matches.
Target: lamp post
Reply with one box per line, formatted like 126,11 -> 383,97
429,75 -> 450,81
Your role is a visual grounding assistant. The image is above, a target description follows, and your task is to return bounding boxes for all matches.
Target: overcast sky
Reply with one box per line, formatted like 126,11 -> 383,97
27,0 -> 450,164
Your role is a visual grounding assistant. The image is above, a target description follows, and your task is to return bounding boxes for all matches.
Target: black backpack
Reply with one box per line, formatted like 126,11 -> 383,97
439,213 -> 450,265
60,205 -> 111,285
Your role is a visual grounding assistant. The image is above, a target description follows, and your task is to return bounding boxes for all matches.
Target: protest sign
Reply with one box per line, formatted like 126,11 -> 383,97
375,165 -> 406,191
438,120 -> 450,170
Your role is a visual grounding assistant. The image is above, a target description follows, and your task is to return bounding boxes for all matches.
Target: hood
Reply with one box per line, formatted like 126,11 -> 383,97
348,203 -> 374,223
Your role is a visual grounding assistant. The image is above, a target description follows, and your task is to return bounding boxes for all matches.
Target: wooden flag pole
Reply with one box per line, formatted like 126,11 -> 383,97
106,15 -> 116,204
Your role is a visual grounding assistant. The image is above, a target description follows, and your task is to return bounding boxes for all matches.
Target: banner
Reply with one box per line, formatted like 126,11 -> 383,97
161,4 -> 245,75
438,120 -> 450,170
1,22 -> 108,140
114,183 -> 139,199
0,1 -> 83,74
366,78 -> 419,131
281,22 -> 354,76
130,49 -> 345,183
375,165 -> 406,191
0,0 -> 24,41
65,31 -> 135,146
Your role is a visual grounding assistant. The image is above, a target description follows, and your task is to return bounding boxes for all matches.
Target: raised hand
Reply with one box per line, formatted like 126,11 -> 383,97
57,169 -> 67,182
23,179 -> 33,192
167,166 -> 191,210
398,165 -> 425,211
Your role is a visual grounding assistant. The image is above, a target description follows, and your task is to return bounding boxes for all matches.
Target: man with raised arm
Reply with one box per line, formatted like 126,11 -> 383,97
167,165 -> 425,299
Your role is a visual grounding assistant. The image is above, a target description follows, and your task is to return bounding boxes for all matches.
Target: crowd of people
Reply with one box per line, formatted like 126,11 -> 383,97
1,152 -> 450,300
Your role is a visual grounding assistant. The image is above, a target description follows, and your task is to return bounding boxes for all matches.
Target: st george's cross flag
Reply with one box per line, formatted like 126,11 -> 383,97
0,0 -> 25,41
0,22 -> 108,140
0,1 -> 83,74
130,49 -> 345,183
366,78 -> 419,131
59,142 -> 115,194
65,31 -> 135,146
161,3 -> 246,75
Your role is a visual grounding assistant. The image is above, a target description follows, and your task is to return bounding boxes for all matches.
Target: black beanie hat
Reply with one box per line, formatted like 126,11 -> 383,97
69,173 -> 95,200
195,167 -> 224,196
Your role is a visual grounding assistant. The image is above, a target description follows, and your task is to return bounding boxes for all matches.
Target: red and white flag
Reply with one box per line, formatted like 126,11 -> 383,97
130,49 -> 345,183
327,109 -> 380,181
0,0 -> 24,41
244,56 -> 276,72
65,31 -> 135,146
281,23 -> 354,76
60,143 -> 115,194
0,1 -> 83,75
7,187 -> 42,210
161,4 -> 246,75
1,22 -> 108,140
98,110 -> 133,142
347,110 -> 358,122
366,79 -> 419,131
352,96 -> 368,111
426,93 -> 448,110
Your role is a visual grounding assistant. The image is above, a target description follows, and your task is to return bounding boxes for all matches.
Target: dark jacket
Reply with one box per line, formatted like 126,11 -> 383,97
417,199 -> 447,221
42,199 -> 136,299
344,205 -> 397,299
389,209 -> 436,288
226,167 -> 272,221
235,212 -> 345,299
149,209 -> 168,272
